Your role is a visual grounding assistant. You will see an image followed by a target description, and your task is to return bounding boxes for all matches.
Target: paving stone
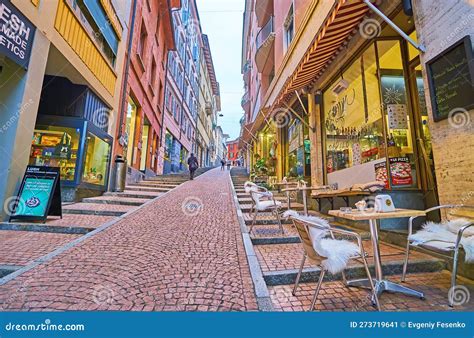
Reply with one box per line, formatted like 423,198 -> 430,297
0,168 -> 257,311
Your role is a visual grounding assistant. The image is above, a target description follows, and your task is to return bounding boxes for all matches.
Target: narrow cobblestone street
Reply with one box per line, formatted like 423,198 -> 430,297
0,168 -> 258,311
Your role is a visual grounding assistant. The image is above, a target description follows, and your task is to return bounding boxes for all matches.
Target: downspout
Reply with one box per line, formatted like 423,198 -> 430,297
118,0 -> 138,140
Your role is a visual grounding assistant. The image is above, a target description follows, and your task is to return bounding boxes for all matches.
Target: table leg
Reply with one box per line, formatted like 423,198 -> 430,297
302,189 -> 308,216
369,219 -> 383,281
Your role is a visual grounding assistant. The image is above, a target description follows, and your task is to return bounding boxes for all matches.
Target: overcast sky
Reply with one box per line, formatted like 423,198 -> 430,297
196,0 -> 245,140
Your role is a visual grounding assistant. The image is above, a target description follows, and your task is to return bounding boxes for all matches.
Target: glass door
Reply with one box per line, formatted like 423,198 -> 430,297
408,58 -> 439,210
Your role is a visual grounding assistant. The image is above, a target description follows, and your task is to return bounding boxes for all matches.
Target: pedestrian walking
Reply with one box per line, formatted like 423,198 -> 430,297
187,153 -> 199,180
220,159 -> 226,171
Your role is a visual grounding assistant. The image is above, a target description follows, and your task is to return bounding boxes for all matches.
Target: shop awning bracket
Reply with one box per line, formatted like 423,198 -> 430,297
283,103 -> 316,133
294,90 -> 309,116
362,0 -> 425,53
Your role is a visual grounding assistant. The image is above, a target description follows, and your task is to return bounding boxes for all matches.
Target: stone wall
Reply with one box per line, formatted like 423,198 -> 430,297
413,0 -> 474,214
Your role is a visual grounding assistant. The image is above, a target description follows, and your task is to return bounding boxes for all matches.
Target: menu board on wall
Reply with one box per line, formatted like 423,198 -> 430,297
10,166 -> 62,222
426,35 -> 474,122
387,104 -> 408,129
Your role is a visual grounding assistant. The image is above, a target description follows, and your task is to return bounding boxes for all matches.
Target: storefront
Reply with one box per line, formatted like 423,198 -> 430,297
29,77 -> 113,201
319,23 -> 436,213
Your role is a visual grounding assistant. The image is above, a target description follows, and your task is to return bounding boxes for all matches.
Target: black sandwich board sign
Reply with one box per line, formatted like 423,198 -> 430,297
426,35 -> 474,122
9,166 -> 62,222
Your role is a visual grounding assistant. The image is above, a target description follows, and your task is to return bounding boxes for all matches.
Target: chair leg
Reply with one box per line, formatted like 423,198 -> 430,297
449,247 -> 461,307
341,270 -> 348,286
361,255 -> 381,311
309,269 -> 326,311
292,255 -> 306,295
274,208 -> 284,234
401,241 -> 411,282
250,210 -> 258,234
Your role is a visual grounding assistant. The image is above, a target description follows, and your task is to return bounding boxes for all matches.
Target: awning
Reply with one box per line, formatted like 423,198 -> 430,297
277,0 -> 372,105
240,106 -> 270,144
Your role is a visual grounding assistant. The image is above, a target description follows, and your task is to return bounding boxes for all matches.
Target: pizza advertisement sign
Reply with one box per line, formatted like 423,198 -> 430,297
374,162 -> 389,189
10,166 -> 62,222
389,157 -> 413,186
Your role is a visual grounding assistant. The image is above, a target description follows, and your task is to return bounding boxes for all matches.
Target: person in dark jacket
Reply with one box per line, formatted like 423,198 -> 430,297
187,153 -> 199,180
220,159 -> 226,171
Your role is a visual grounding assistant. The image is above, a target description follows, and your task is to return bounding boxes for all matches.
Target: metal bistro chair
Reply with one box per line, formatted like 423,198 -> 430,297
244,181 -> 284,234
286,211 -> 380,311
402,205 -> 474,307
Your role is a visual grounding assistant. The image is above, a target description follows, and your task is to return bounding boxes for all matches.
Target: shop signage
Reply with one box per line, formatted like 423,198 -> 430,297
0,0 -> 36,68
426,35 -> 474,122
10,166 -> 62,222
389,157 -> 413,186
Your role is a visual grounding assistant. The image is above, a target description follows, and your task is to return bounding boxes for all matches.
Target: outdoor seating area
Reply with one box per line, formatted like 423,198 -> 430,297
232,169 -> 474,311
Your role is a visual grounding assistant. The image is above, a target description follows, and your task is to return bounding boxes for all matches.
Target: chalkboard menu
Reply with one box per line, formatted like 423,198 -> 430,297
426,36 -> 474,122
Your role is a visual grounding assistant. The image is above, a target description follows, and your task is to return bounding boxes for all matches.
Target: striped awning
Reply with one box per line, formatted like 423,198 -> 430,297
277,0 -> 372,105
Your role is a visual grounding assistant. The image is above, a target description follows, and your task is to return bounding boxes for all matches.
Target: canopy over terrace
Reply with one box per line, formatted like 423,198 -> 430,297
242,0 -> 374,139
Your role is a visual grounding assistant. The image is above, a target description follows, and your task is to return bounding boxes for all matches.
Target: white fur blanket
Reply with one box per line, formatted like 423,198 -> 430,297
409,218 -> 474,262
283,210 -> 359,274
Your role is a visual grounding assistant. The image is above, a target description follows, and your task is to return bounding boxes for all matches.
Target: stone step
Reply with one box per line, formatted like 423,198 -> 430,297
0,265 -> 22,278
63,209 -> 126,217
134,182 -> 180,188
125,185 -> 171,192
263,257 -> 445,286
104,191 -> 161,199
62,203 -> 133,217
82,196 -> 149,206
0,222 -> 93,235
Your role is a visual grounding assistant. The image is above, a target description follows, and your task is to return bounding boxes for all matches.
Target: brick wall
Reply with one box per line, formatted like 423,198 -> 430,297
413,0 -> 474,213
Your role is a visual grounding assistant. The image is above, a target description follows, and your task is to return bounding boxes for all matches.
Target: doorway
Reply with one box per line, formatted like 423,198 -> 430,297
140,119 -> 150,171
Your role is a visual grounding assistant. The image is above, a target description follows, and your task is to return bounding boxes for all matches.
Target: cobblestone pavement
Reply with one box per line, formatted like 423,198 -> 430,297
0,168 -> 258,311
270,271 -> 474,311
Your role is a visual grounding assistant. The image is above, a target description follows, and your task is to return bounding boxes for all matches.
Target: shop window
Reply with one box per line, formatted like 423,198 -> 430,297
82,132 -> 111,186
30,126 -> 81,182
165,131 -> 173,160
378,40 -> 417,188
126,98 -> 138,165
140,124 -> 150,171
138,21 -> 147,60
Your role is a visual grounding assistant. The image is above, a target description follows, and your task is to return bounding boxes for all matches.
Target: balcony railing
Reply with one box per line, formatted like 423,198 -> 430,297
241,91 -> 250,110
256,16 -> 274,51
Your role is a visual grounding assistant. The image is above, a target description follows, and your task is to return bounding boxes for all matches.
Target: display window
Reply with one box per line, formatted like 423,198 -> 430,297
126,98 -> 138,166
30,126 -> 81,182
323,39 -> 419,190
82,132 -> 111,186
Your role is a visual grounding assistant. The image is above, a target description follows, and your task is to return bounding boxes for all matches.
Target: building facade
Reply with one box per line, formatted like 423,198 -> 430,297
240,0 -> 474,227
0,0 -> 131,214
213,126 -> 228,165
159,0 -> 201,174
226,139 -> 239,165
113,0 -> 179,183
196,34 -> 221,167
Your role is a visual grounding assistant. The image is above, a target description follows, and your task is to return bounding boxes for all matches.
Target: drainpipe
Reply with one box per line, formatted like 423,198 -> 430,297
118,0 -> 138,141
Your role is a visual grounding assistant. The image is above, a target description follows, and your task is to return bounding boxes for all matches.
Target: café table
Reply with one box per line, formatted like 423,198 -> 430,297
282,186 -> 329,215
328,208 -> 426,303
274,181 -> 302,210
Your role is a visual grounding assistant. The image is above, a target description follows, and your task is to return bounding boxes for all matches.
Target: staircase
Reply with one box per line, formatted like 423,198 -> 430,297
230,168 -> 445,290
0,167 -> 213,278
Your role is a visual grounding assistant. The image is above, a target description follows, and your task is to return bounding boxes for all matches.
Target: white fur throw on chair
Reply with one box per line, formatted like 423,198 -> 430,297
283,210 -> 360,274
409,218 -> 474,262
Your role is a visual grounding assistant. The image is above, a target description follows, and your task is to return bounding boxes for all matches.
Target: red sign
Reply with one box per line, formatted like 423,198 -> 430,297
389,157 -> 413,186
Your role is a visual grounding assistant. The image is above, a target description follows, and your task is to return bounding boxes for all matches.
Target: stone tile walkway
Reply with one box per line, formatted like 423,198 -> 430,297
0,168 -> 257,311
